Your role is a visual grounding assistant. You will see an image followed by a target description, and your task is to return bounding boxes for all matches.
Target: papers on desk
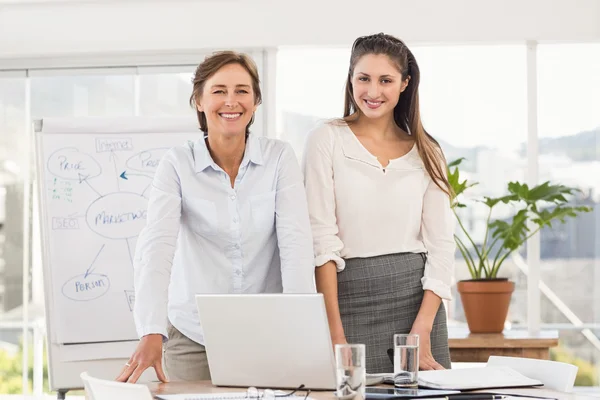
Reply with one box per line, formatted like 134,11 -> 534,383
156,393 -> 315,400
156,395 -> 248,400
367,366 -> 543,391
417,366 -> 543,390
156,394 -> 247,400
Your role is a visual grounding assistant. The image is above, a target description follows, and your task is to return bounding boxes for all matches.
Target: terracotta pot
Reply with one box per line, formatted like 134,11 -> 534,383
457,279 -> 515,333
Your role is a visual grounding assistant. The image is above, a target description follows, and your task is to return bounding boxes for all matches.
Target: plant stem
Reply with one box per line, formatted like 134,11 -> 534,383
491,245 -> 508,277
477,208 -> 494,278
523,225 -> 543,243
481,207 -> 493,254
453,209 -> 485,266
482,236 -> 500,259
482,259 -> 491,278
455,235 -> 477,278
492,249 -> 514,278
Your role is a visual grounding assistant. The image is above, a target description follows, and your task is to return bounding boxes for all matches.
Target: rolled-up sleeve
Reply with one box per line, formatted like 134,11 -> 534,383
303,126 -> 346,271
420,173 -> 455,301
133,151 -> 182,339
275,143 -> 316,293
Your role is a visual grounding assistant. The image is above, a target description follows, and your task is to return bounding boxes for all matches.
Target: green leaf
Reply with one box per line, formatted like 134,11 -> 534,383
448,157 -> 466,168
447,158 -> 478,203
531,205 -> 592,228
489,209 -> 529,251
509,181 -> 582,205
481,194 -> 518,208
507,181 -> 530,198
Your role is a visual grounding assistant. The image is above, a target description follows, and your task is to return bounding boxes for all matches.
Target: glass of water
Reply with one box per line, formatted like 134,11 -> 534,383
335,343 -> 366,400
393,334 -> 419,388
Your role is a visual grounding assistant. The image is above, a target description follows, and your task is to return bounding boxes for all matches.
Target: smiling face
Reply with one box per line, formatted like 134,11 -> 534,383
351,53 -> 409,122
196,63 -> 258,138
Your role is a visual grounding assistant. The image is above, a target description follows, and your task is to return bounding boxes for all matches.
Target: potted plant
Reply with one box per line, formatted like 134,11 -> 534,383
448,158 -> 591,333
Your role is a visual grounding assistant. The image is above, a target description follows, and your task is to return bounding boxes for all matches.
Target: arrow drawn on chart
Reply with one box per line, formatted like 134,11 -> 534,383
78,173 -> 103,198
84,244 -> 106,278
125,238 -> 133,268
119,170 -> 153,180
110,151 -> 120,191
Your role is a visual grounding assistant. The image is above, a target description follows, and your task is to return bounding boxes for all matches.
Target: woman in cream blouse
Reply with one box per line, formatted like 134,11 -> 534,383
303,33 -> 455,372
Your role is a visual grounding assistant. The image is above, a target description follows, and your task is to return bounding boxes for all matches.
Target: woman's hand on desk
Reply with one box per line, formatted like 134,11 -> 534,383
409,325 -> 444,371
115,334 -> 168,384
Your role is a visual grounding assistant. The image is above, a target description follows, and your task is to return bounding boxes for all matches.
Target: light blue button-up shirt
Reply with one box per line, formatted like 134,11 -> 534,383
133,134 -> 315,345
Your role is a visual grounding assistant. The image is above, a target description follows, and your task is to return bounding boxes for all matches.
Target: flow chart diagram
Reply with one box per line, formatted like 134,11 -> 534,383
46,139 -> 169,311
40,132 -> 197,344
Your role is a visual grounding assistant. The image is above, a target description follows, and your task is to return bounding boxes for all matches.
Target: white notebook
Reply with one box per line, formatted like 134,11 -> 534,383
417,366 -> 544,390
367,366 -> 543,390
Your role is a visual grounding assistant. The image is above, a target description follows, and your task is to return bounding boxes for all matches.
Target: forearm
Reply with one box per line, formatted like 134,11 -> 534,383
315,261 -> 345,340
133,227 -> 178,338
413,290 -> 442,332
276,179 -> 316,293
133,257 -> 172,338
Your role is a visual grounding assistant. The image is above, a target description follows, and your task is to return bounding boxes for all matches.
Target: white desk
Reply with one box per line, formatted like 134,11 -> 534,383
148,381 -> 599,400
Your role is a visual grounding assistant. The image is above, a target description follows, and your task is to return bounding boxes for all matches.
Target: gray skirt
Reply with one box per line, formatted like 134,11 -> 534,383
338,252 -> 451,373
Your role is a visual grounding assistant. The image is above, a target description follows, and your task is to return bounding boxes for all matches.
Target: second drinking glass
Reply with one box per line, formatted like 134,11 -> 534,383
393,334 -> 419,388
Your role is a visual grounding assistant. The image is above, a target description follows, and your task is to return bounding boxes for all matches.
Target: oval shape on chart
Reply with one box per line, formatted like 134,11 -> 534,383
86,192 -> 148,239
61,273 -> 110,302
125,148 -> 170,174
47,147 -> 102,181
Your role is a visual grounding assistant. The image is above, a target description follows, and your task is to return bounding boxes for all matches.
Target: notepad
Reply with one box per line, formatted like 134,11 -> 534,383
367,366 -> 543,390
417,366 -> 544,390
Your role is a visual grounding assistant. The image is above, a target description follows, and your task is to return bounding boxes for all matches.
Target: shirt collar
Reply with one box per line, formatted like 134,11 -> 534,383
339,126 -> 382,168
193,134 -> 264,173
339,124 -> 422,171
241,133 -> 264,167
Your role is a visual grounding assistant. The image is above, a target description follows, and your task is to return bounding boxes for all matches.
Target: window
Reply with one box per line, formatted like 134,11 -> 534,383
30,72 -> 135,118
411,45 -> 529,325
0,74 -> 28,394
276,48 -> 350,159
537,43 -> 600,385
0,76 -> 27,316
137,67 -> 195,117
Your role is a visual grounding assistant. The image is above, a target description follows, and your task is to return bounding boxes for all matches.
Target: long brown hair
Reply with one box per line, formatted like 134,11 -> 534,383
343,33 -> 451,196
189,51 -> 262,134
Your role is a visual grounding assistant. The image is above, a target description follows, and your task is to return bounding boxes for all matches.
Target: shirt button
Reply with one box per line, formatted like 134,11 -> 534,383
229,194 -> 236,200
233,218 -> 239,223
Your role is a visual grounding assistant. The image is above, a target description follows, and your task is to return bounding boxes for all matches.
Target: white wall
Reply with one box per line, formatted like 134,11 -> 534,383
0,0 -> 599,67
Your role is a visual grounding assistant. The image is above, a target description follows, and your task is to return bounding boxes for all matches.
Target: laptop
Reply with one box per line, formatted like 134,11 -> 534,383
195,293 -> 337,390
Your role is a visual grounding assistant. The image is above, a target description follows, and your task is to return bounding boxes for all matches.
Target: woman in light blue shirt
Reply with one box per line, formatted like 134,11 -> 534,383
116,51 -> 315,383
